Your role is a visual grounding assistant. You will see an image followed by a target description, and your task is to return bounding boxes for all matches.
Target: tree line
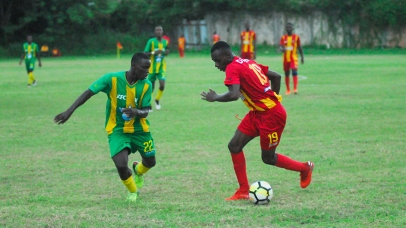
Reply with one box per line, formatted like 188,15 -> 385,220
1,0 -> 405,56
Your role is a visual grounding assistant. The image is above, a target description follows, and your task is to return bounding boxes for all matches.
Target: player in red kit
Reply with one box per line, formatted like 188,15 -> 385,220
201,41 -> 314,201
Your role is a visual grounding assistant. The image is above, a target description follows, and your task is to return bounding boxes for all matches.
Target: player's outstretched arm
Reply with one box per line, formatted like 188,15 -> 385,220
54,89 -> 95,125
201,84 -> 240,102
266,70 -> 281,95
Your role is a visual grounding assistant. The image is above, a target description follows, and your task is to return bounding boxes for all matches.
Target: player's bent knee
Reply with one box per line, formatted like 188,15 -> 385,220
261,150 -> 277,165
292,70 -> 298,76
143,156 -> 156,168
159,85 -> 164,91
228,142 -> 242,154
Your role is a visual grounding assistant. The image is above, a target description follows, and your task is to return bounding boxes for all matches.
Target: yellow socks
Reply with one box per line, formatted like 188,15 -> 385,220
156,89 -> 163,101
28,72 -> 36,84
136,162 -> 151,175
122,175 -> 137,193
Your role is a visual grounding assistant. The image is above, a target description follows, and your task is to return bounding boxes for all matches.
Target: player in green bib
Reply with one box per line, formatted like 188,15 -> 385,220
19,35 -> 42,87
54,53 -> 155,203
144,26 -> 170,110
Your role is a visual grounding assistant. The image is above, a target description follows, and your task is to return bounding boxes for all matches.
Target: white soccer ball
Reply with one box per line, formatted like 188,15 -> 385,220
249,181 -> 273,205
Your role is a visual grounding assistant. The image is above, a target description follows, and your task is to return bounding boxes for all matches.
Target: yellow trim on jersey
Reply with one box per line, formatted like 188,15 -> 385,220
106,77 -> 117,134
149,42 -> 155,73
240,90 -> 265,111
155,43 -> 163,73
259,98 -> 277,109
139,83 -> 150,132
123,85 -> 136,133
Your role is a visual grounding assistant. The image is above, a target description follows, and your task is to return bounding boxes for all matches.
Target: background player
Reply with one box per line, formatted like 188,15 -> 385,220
201,41 -> 314,201
54,53 -> 156,203
178,34 -> 186,58
19,35 -> 42,87
240,21 -> 256,60
279,22 -> 304,95
145,26 -> 170,110
212,31 -> 220,44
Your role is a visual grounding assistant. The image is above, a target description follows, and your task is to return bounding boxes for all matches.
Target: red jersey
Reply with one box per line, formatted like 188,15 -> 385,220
280,34 -> 300,63
224,56 -> 282,111
213,34 -> 220,44
240,30 -> 256,53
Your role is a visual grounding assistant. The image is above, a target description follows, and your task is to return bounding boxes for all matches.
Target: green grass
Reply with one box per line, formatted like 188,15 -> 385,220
1,52 -> 405,227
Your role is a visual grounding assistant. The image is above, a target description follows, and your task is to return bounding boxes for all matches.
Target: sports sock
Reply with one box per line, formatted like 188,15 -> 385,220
293,76 -> 298,90
122,175 -> 137,193
231,152 -> 249,192
285,76 -> 290,91
136,162 -> 150,175
275,154 -> 308,172
156,89 -> 163,101
28,72 -> 35,84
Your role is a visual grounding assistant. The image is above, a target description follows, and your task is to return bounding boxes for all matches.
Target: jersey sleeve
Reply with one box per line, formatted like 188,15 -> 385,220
144,39 -> 152,52
224,64 -> 240,85
280,36 -> 284,45
140,81 -> 153,109
89,73 -> 111,94
258,63 -> 269,75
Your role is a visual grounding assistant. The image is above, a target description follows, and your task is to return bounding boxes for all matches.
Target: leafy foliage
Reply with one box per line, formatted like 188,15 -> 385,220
1,0 -> 405,55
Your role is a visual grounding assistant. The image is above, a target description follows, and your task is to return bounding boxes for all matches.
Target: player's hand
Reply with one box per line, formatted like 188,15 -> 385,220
54,111 -> 73,125
155,50 -> 163,55
279,47 -> 285,53
301,58 -> 304,64
19,61 -> 22,65
201,89 -> 217,102
253,52 -> 256,60
39,62 -> 42,67
121,108 -> 136,118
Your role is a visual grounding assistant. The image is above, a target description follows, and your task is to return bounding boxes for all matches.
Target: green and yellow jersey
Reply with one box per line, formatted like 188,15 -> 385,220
89,71 -> 153,135
23,42 -> 39,60
144,37 -> 168,74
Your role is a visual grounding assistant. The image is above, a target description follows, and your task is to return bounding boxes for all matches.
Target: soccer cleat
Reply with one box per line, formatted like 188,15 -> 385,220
293,89 -> 298,94
225,189 -> 249,201
132,161 -> 144,188
33,80 -> 37,86
285,90 -> 291,95
300,161 -> 315,188
155,100 -> 161,110
126,192 -> 138,203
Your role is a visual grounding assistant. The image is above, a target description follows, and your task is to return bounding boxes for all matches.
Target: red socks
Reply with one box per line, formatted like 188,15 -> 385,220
275,154 -> 308,172
293,76 -> 298,91
285,76 -> 290,91
231,152 -> 249,192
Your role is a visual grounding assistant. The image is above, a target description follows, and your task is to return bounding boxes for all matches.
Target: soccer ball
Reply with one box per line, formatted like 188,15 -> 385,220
249,181 -> 273,205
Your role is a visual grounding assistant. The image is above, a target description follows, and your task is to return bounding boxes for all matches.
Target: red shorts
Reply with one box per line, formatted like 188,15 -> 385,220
283,60 -> 298,72
237,103 -> 287,150
241,52 -> 254,60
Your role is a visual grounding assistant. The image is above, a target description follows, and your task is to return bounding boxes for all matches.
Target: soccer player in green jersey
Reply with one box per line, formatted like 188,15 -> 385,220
144,26 -> 170,110
19,35 -> 42,87
54,53 -> 156,203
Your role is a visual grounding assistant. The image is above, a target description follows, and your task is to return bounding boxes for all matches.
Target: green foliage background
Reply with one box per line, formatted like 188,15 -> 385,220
1,0 -> 405,56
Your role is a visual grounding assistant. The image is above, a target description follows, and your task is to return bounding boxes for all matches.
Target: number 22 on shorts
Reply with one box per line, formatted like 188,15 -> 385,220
143,140 -> 153,152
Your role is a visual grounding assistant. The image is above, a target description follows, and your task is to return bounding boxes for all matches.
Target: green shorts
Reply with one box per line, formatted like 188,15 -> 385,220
108,131 -> 156,158
25,59 -> 36,72
148,72 -> 166,82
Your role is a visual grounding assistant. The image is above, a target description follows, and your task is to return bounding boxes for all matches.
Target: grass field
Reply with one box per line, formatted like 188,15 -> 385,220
1,51 -> 405,227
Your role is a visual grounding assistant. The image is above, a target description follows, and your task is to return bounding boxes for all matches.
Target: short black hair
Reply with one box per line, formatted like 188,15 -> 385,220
211,41 -> 230,53
286,22 -> 293,26
131,52 -> 149,64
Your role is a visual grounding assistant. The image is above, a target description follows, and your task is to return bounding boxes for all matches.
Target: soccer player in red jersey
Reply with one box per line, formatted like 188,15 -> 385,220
212,31 -> 220,44
201,41 -> 314,201
240,21 -> 256,60
280,23 -> 304,95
